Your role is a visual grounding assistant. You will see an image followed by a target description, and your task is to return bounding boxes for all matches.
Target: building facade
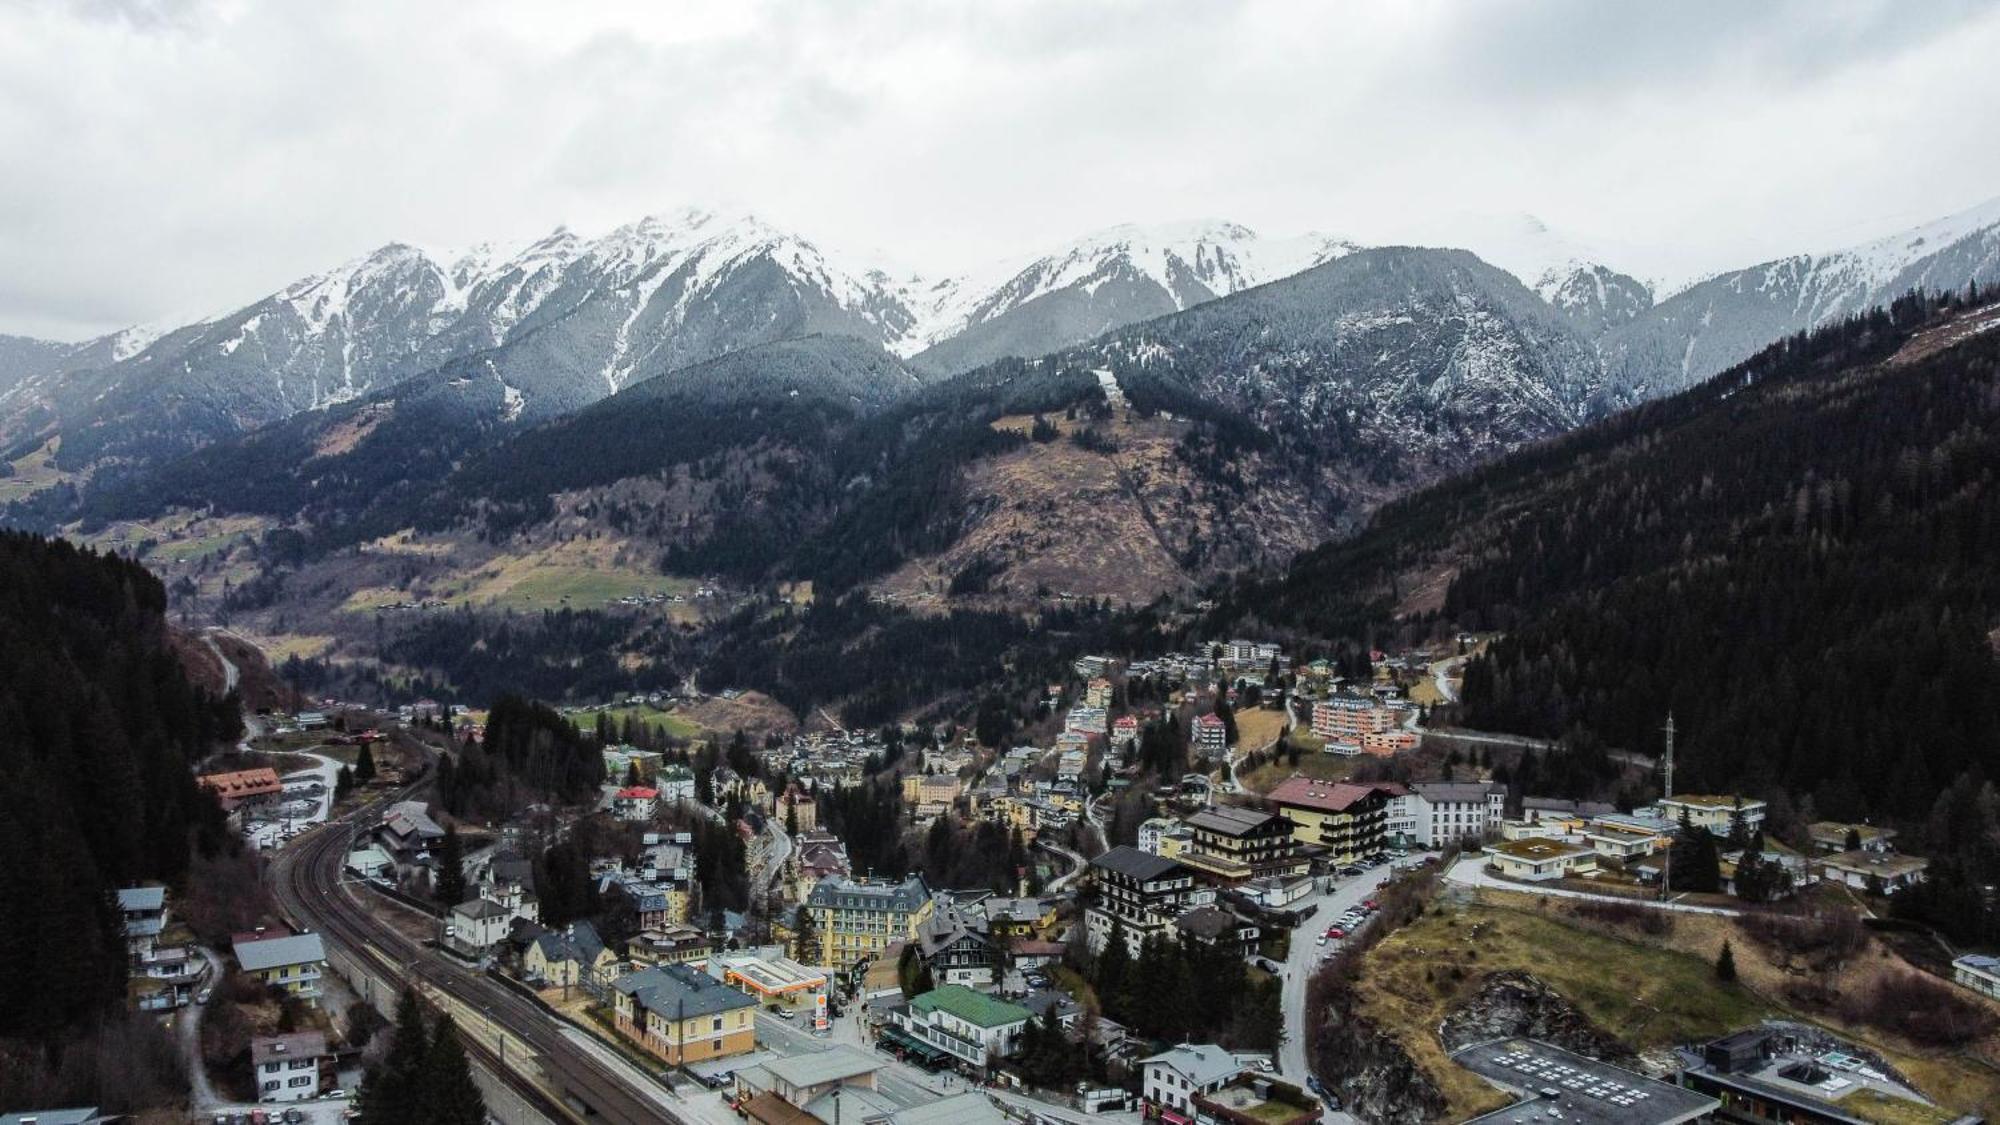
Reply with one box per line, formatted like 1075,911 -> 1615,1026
806,874 -> 935,967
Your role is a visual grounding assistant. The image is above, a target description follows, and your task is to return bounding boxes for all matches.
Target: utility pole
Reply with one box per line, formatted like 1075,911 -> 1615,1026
1659,712 -> 1675,902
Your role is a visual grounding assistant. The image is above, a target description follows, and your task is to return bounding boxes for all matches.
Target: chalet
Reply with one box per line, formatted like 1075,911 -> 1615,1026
525,920 -> 618,988
115,886 -> 168,964
252,1031 -> 333,1103
913,906 -> 1001,987
1266,777 -> 1394,863
1178,805 -> 1307,885
1174,905 -> 1260,957
233,930 -> 327,1003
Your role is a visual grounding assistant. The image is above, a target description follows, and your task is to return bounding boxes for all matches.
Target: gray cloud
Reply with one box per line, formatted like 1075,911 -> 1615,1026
2,0 -> 1997,338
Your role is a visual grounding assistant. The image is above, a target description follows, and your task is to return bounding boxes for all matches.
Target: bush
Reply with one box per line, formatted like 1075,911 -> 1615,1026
1736,911 -> 1867,973
1571,899 -> 1674,937
1840,973 -> 1998,1047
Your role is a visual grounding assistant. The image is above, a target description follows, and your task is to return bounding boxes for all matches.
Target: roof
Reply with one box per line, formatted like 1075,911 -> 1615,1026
1810,821 -> 1894,842
1175,906 -> 1249,941
1660,794 -> 1765,810
757,1043 -> 882,1088
1090,845 -> 1185,882
805,873 -> 931,912
737,1090 -> 820,1125
1020,988 -> 1083,1021
1413,781 -> 1504,804
1267,777 -> 1390,813
611,963 -> 758,1019
1194,712 -> 1227,728
233,932 -> 327,971
198,768 -> 283,797
1142,1042 -> 1243,1088
454,897 -> 512,920
1456,1039 -> 1718,1125
887,1092 -> 1010,1125
534,920 -> 609,966
116,886 -> 166,912
1818,849 -> 1929,877
1187,805 -> 1285,836
616,786 -> 659,799
910,984 -> 1032,1029
1955,953 -> 2000,975
1487,838 -> 1593,861
252,1031 -> 329,1065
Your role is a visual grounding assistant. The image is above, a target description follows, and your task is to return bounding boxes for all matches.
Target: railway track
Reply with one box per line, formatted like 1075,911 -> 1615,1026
269,787 -> 694,1125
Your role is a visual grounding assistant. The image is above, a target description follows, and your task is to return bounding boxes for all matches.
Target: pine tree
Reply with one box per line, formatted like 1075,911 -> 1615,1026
624,761 -> 641,788
355,741 -> 378,785
436,825 -> 466,906
358,988 -> 430,1125
420,1016 -> 487,1125
1715,940 -> 1737,983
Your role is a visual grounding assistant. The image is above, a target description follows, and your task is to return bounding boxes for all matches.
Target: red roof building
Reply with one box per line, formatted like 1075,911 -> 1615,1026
199,768 -> 284,809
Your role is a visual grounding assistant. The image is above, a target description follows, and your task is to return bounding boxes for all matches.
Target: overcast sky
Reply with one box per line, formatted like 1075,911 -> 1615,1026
4,0 -> 1999,340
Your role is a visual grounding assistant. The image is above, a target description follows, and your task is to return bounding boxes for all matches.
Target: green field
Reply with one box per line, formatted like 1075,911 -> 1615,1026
596,704 -> 705,741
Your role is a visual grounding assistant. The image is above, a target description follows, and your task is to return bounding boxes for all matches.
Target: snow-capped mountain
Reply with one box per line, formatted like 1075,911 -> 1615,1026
900,220 -> 1358,374
1598,195 -> 2000,398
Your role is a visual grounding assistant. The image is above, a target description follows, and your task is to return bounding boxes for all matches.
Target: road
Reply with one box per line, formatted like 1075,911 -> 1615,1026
1442,855 -> 1741,916
270,784 -> 705,1125
1277,863 -> 1402,1121
752,819 -> 792,902
177,946 -> 224,1108
204,628 -> 242,693
1038,838 -> 1087,895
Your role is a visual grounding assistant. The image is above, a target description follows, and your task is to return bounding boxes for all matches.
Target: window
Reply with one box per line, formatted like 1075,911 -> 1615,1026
712,1017 -> 724,1032
288,1076 -> 315,1088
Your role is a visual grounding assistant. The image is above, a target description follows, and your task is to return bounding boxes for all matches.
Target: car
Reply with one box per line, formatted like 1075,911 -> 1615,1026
777,1008 -> 796,1020
1363,899 -> 1379,910
324,1090 -> 347,1100
1308,1076 -> 1329,1099
1315,935 -> 1328,946
197,989 -> 213,1004
1327,928 -> 1347,939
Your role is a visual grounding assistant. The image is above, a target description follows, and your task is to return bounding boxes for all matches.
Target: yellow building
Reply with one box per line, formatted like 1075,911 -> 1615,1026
524,922 -> 620,988
806,874 -> 934,966
901,774 -> 963,818
233,933 -> 327,1004
1266,778 -> 1393,864
610,964 -> 758,1065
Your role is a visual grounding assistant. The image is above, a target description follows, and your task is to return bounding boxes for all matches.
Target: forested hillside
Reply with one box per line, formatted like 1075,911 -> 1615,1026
1233,289 -> 2000,830
0,532 -> 240,1039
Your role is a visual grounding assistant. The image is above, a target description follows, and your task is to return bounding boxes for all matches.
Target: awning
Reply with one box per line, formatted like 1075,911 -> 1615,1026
877,1026 -> 952,1065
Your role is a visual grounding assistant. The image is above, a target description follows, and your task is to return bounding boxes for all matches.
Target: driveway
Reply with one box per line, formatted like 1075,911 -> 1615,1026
1277,861 -> 1407,1117
177,946 -> 224,1109
1443,855 -> 1741,916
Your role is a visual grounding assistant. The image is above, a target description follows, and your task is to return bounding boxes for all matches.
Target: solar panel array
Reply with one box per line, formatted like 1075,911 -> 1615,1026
1495,1048 -> 1657,1109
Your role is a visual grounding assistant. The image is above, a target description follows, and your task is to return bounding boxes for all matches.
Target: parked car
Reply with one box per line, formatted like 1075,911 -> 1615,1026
1315,934 -> 1328,946
1327,928 -> 1347,939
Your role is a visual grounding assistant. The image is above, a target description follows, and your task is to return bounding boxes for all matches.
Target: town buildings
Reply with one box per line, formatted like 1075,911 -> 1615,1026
1266,778 -> 1393,863
610,963 -> 759,1065
1309,694 -> 1396,750
1457,1039 -> 1716,1125
198,768 -> 284,810
1656,795 -> 1767,835
1481,838 -> 1600,882
806,874 -> 935,967
895,985 -> 1032,1071
1409,781 -> 1506,847
1142,1043 -> 1262,1118
1085,846 -> 1211,956
1191,712 -> 1229,755
233,930 -> 327,1004
1177,806 -> 1308,885
251,1031 -> 333,1103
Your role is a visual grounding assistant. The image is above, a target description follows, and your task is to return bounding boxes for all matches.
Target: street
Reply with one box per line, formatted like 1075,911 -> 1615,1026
1442,855 -> 1742,916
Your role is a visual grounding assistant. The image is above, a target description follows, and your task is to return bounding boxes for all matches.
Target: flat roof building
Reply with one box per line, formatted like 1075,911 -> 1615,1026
1456,1039 -> 1717,1125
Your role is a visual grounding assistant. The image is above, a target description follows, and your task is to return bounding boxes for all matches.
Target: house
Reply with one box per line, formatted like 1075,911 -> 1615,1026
1409,782 -> 1506,847
1084,677 -> 1115,708
979,896 -> 1054,939
1191,712 -> 1229,755
1655,794 -> 1766,835
613,786 -> 659,822
776,784 -> 818,831
198,768 -> 284,810
733,1045 -> 884,1125
1243,874 -> 1315,910
1178,805 -> 1308,885
1953,953 -> 2000,1001
1808,821 -> 1896,855
233,931 -> 327,1003
525,920 -> 618,988
653,763 -> 696,803
791,831 -> 852,900
629,924 -> 714,968
377,799 -> 445,866
914,905 -> 1001,987
1360,728 -> 1421,756
1138,817 -> 1179,855
1085,846 -> 1211,956
896,985 -> 1032,1071
444,898 -> 515,956
1585,821 -> 1669,865
806,874 -> 935,967
1019,988 -> 1083,1030
252,1031 -> 333,1103
601,875 -> 687,931
345,844 -> 396,880
1174,905 -> 1261,957
1141,1043 -> 1251,1117
115,886 -> 168,964
610,963 -> 759,1065
1266,778 -> 1394,864
1112,714 -> 1141,745
1815,849 -> 1929,892
1482,838 -> 1598,883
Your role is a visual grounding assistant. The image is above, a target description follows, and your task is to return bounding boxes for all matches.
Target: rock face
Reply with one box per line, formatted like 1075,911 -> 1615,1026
1321,1009 -> 1449,1125
1439,970 -> 1637,1064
